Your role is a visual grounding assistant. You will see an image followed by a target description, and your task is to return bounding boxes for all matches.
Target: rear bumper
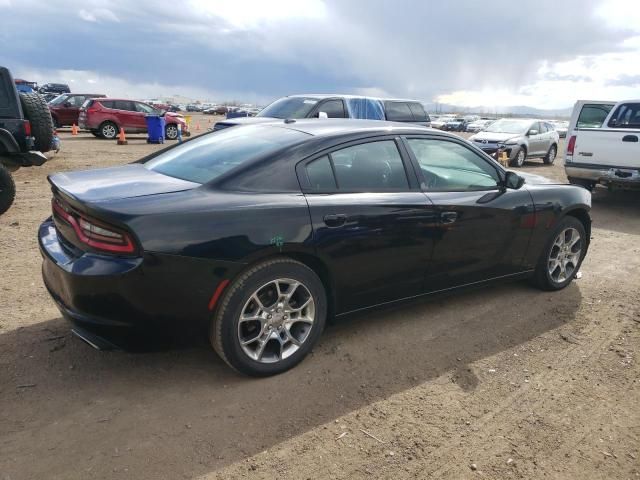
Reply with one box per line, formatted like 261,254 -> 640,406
566,163 -> 640,188
39,219 -> 242,348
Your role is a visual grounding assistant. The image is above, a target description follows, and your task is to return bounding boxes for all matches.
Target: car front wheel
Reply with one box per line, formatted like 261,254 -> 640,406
165,124 -> 178,140
532,216 -> 586,291
510,147 -> 526,168
211,258 -> 327,376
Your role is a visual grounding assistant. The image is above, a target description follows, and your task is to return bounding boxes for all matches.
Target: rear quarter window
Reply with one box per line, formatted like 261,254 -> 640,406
577,104 -> 614,129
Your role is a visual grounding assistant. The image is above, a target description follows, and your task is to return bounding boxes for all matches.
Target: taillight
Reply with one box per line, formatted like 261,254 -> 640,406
23,120 -> 32,136
52,198 -> 136,254
566,135 -> 576,156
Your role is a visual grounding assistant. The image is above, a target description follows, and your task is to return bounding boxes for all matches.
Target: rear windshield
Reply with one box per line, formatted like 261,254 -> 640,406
145,125 -> 309,184
576,104 -> 614,129
258,97 -> 319,119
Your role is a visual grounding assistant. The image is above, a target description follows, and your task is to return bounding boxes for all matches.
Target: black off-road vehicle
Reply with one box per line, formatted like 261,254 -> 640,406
0,66 -> 54,215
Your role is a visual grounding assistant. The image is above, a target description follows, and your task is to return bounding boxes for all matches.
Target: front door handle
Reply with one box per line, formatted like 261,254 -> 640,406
323,214 -> 347,227
622,135 -> 638,142
440,211 -> 458,224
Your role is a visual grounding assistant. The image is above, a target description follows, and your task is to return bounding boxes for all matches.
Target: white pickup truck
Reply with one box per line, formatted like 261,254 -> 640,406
565,100 -> 640,190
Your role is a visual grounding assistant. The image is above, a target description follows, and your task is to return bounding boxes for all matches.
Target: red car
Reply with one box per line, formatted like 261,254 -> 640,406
49,93 -> 106,128
78,98 -> 188,140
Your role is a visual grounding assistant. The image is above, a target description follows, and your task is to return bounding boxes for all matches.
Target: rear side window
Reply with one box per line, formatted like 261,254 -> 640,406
384,101 -> 414,122
145,125 -> 308,184
608,103 -> 640,128
408,102 -> 428,122
577,104 -> 614,128
316,99 -> 345,118
114,100 -> 134,111
330,140 -> 409,190
306,156 -> 336,190
100,100 -> 114,109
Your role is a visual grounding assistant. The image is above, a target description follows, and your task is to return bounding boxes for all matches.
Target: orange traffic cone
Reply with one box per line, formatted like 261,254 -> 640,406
117,128 -> 128,145
71,124 -> 78,136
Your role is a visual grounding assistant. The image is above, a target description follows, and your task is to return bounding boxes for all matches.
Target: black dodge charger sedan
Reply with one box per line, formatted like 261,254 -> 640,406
39,120 -> 591,376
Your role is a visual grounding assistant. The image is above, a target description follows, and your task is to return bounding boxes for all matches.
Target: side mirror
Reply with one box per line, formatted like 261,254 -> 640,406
527,129 -> 538,136
318,111 -> 328,119
504,171 -> 525,190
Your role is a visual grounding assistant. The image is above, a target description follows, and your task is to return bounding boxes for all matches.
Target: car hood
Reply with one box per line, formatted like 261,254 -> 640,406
471,131 -> 522,142
48,164 -> 200,203
515,171 -> 555,185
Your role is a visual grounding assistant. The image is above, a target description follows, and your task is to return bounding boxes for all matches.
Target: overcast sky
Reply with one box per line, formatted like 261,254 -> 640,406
1,0 -> 639,109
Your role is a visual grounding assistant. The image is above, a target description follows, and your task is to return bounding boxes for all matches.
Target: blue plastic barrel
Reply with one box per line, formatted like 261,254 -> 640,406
145,115 -> 166,144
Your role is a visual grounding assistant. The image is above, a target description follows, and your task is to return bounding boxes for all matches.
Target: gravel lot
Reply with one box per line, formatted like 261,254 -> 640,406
1,115 -> 638,479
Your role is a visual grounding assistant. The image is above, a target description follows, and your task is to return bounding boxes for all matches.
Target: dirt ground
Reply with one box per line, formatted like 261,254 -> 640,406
1,115 -> 639,480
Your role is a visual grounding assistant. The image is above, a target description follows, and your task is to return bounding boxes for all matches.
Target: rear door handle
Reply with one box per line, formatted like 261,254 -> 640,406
323,214 -> 347,227
440,211 -> 458,224
622,135 -> 638,142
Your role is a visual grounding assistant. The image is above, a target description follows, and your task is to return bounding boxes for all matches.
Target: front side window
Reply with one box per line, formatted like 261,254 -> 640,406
577,104 -> 614,128
407,138 -> 499,191
135,102 -> 157,114
316,99 -> 345,118
608,103 -> 640,128
145,125 -> 308,184
330,140 -> 409,190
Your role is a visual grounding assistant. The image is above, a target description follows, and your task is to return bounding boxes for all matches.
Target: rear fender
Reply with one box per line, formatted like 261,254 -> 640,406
0,128 -> 20,154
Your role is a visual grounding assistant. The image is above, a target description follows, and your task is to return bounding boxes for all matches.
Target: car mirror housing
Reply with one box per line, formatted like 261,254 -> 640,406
504,171 -> 525,190
527,129 -> 538,136
318,111 -> 328,119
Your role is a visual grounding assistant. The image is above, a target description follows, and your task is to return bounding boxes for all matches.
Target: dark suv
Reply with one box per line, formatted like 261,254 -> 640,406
212,94 -> 430,131
49,93 -> 106,127
0,66 -> 54,214
39,83 -> 70,95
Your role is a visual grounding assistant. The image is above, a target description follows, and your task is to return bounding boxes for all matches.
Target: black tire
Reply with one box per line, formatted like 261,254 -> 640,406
509,146 -> 526,167
165,123 -> 178,140
19,93 -> 54,153
99,121 -> 118,140
211,258 -> 327,376
0,164 -> 16,215
543,144 -> 557,165
568,177 -> 595,191
531,216 -> 587,291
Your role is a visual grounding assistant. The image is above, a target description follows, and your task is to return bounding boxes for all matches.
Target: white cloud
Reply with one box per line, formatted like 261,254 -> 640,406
78,8 -> 119,23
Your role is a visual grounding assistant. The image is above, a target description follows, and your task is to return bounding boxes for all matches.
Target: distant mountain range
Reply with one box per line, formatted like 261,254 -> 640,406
424,103 -> 572,118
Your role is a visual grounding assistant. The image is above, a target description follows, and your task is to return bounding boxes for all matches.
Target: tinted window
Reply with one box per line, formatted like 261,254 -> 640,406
317,99 -> 345,118
577,104 -> 614,128
538,122 -> 548,133
528,122 -> 541,135
99,100 -> 114,109
608,103 -> 640,128
145,125 -> 308,184
66,95 -> 85,107
114,100 -> 134,111
330,140 -> 408,190
407,138 -> 499,191
384,101 -> 414,122
306,156 -> 336,190
257,97 -> 320,118
408,102 -> 428,122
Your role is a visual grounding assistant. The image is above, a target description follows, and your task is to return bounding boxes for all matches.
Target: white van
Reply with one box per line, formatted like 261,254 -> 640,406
565,100 -> 640,190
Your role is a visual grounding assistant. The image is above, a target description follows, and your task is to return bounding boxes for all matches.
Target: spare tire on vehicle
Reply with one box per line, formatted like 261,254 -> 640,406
19,93 -> 54,153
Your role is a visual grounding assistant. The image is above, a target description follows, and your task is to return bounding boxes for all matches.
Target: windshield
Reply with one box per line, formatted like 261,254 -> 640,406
484,119 -> 530,134
49,94 -> 69,105
145,125 -> 309,184
257,97 -> 320,119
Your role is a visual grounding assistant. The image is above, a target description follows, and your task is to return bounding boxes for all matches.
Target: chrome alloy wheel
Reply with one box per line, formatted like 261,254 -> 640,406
238,278 -> 315,363
548,227 -> 582,283
547,146 -> 556,163
165,124 -> 178,140
516,149 -> 525,166
102,123 -> 117,138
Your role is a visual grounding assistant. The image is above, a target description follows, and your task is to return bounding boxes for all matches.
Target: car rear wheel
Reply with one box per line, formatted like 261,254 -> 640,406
0,164 -> 16,215
510,147 -> 526,167
99,121 -> 118,140
543,144 -> 557,165
165,124 -> 178,140
532,216 -> 586,291
211,258 -> 327,376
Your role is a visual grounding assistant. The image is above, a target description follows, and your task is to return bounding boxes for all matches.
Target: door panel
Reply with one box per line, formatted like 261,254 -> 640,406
422,190 -> 535,291
306,192 -> 437,313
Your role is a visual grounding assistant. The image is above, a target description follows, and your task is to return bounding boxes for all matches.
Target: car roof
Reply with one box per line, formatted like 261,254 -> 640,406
285,94 -> 423,103
248,118 -> 451,138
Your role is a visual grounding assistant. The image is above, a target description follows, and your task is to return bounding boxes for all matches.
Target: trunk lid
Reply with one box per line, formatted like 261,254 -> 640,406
48,164 -> 200,204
